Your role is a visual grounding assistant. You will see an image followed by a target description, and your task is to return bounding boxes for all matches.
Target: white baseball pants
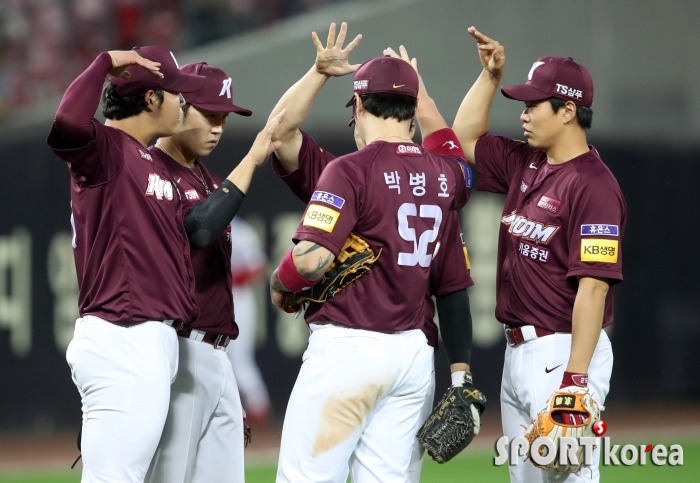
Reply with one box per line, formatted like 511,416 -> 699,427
66,316 -> 179,483
146,336 -> 245,483
229,287 -> 271,414
276,324 -> 434,483
501,329 -> 614,483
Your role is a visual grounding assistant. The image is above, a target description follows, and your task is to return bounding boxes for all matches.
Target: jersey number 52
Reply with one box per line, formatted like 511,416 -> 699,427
397,203 -> 443,268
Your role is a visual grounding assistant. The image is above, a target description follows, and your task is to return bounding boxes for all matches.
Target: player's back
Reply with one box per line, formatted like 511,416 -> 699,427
295,140 -> 467,332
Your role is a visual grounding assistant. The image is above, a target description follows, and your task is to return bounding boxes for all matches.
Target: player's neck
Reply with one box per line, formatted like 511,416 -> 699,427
156,138 -> 195,168
545,130 -> 590,165
106,116 -> 162,149
362,117 -> 413,145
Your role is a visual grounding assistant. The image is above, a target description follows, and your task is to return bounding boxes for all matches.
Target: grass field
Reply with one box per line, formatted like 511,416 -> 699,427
1,439 -> 696,483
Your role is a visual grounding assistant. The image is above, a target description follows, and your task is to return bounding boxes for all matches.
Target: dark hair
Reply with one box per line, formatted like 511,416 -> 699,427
548,97 -> 592,130
101,81 -> 164,120
358,92 -> 417,123
181,103 -> 192,117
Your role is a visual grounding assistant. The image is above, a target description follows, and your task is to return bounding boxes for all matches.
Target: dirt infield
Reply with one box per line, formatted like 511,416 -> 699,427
2,402 -> 698,471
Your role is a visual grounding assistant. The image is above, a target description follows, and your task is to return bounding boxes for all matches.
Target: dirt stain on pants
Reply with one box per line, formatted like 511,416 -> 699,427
311,383 -> 385,457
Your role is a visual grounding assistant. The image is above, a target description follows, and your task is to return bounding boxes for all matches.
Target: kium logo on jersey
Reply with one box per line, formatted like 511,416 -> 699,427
501,211 -> 560,244
145,173 -> 174,201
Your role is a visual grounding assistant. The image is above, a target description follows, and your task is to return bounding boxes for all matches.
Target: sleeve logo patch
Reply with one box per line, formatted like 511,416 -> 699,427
581,224 -> 619,236
311,191 -> 345,209
302,204 -> 339,232
581,239 -> 618,263
455,159 -> 473,188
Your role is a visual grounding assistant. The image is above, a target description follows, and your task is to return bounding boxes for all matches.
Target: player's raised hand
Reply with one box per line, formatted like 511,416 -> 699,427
383,45 -> 418,73
244,109 -> 286,167
107,50 -> 163,79
312,22 -> 362,77
467,27 -> 505,78
383,45 -> 428,99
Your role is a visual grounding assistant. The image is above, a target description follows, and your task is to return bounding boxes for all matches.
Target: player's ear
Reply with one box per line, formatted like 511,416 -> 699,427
409,119 -> 416,136
562,101 -> 577,125
354,93 -> 364,115
144,90 -> 159,111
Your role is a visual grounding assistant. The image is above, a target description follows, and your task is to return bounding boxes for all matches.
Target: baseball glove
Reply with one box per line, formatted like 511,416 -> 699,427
524,387 -> 600,473
416,382 -> 487,463
283,232 -> 380,310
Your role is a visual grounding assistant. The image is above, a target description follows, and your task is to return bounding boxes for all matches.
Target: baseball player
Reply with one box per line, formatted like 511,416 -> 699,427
47,47 -> 206,483
269,25 -> 481,474
144,63 -> 282,483
269,50 -> 472,482
452,27 -> 626,482
228,216 -> 271,424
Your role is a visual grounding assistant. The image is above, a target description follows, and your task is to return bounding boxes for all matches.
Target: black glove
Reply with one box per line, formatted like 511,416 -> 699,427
416,372 -> 486,463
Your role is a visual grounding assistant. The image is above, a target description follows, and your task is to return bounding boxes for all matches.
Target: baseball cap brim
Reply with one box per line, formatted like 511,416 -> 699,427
189,102 -> 252,116
501,84 -> 551,103
165,71 -> 207,94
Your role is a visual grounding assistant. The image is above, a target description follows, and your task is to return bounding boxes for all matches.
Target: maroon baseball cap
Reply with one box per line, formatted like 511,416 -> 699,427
501,56 -> 594,107
178,62 -> 252,116
345,56 -> 419,108
108,46 -> 206,97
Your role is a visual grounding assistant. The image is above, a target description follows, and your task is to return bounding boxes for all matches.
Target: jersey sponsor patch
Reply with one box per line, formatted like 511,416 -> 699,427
501,211 -> 560,245
463,246 -> 472,270
184,189 -> 200,200
455,159 -> 473,188
537,196 -> 561,214
138,149 -> 153,163
394,144 -> 422,155
581,224 -> 619,236
580,239 -> 618,263
518,242 -> 549,263
311,190 -> 345,209
302,204 -> 339,232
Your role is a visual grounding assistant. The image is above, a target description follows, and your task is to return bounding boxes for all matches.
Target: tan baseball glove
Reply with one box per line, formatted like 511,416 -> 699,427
524,387 -> 600,473
283,232 -> 380,311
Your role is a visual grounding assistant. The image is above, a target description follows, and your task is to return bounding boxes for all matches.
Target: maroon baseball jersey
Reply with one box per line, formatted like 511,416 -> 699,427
293,139 -> 469,332
47,53 -> 197,326
475,133 -> 626,332
151,147 -> 238,338
273,130 -> 474,346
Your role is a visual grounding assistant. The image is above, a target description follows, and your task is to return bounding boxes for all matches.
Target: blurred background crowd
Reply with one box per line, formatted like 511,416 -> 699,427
0,0 -> 349,116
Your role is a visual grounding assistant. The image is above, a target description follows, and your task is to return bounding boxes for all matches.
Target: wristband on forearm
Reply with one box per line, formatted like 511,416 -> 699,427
277,250 -> 321,293
560,371 -> 588,388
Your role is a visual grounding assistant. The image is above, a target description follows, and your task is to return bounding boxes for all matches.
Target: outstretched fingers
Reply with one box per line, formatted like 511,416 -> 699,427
344,33 -> 362,55
326,22 -> 336,49
336,22 -> 348,49
311,31 -> 324,52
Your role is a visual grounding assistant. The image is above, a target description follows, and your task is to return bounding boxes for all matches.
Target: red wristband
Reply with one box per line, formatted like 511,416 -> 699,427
560,371 -> 588,389
277,250 -> 321,293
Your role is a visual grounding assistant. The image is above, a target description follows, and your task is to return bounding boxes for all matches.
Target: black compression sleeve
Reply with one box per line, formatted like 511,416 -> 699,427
184,179 -> 245,249
436,289 -> 473,366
